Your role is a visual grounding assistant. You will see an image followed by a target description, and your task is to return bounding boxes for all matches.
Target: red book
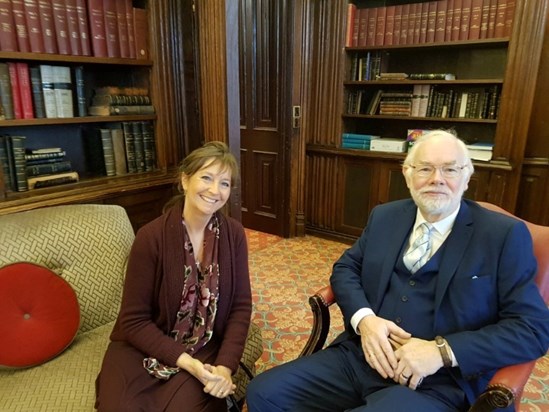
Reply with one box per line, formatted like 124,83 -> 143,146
357,7 -> 368,47
435,0 -> 447,43
393,5 -> 402,46
0,0 -> 18,51
407,2 -> 417,45
133,7 -> 148,59
469,0 -> 483,40
10,0 -> 30,52
414,3 -> 423,44
479,0 -> 490,38
345,3 -> 356,47
493,0 -> 507,38
426,1 -> 438,43
400,3 -> 410,45
419,2 -> 429,44
16,62 -> 33,119
75,0 -> 91,55
87,0 -> 107,57
459,0 -> 472,41
366,7 -> 377,47
38,0 -> 58,54
124,0 -> 135,58
103,0 -> 120,57
7,62 -> 23,119
115,0 -> 129,57
23,0 -> 45,52
375,6 -> 386,46
487,0 -> 498,38
51,0 -> 71,54
445,0 -> 455,41
65,0 -> 82,55
451,0 -> 462,42
504,0 -> 515,37
384,5 -> 395,46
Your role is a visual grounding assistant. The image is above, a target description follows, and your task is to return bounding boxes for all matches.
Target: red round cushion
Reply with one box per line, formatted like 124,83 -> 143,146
0,262 -> 80,368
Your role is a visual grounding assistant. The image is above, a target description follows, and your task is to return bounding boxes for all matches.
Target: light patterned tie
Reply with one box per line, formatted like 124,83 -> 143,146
403,222 -> 433,274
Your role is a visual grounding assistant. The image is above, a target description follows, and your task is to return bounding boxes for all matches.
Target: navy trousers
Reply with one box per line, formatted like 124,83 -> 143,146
246,338 -> 467,412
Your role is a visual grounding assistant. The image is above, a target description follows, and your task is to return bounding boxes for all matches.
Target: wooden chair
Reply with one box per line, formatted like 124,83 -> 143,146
299,202 -> 549,412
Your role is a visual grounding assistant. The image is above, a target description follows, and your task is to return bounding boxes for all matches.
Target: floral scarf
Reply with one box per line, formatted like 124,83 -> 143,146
143,216 -> 220,380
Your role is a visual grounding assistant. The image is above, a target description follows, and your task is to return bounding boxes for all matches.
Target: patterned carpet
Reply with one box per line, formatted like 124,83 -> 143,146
245,229 -> 549,411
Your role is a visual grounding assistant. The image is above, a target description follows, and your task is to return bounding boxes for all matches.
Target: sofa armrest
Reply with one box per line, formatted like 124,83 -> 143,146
468,360 -> 536,412
300,285 -> 336,357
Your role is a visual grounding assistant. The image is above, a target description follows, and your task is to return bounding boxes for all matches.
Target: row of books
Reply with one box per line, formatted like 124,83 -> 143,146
86,121 -> 157,178
341,133 -> 380,150
345,0 -> 515,48
347,84 -> 500,119
0,62 -> 81,120
88,86 -> 155,116
0,0 -> 148,59
0,136 -> 79,192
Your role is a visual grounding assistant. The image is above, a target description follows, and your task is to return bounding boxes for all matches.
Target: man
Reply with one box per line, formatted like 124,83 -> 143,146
246,130 -> 549,411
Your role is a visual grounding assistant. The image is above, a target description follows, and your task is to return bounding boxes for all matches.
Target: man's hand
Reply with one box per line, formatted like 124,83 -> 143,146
391,335 -> 444,390
358,315 -> 411,379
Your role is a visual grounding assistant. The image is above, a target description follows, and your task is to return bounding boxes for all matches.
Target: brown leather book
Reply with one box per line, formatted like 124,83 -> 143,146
115,0 -> 129,58
87,0 -> 107,57
51,0 -> 71,54
75,0 -> 91,55
124,0 -> 135,58
459,0 -> 472,41
469,0 -> 483,40
38,0 -> 58,54
0,0 -> 17,51
493,0 -> 507,38
435,0 -> 447,43
10,0 -> 30,52
426,1 -> 438,43
23,0 -> 45,53
133,7 -> 148,60
103,0 -> 120,57
65,0 -> 82,55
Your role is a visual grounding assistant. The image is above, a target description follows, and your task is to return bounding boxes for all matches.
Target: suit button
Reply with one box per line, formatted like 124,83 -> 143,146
409,280 -> 416,286
401,296 -> 408,302
395,317 -> 402,324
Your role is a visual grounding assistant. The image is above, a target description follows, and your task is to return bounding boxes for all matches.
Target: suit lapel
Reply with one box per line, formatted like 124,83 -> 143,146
434,200 -> 474,311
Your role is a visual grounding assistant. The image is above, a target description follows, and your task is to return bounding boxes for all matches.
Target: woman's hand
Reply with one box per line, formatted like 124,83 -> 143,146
176,353 -> 235,398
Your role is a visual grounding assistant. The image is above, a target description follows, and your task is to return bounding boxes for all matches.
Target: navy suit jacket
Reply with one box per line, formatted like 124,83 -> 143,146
330,198 -> 549,403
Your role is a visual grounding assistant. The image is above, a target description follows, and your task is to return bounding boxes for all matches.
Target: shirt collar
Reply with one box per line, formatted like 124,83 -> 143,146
414,204 -> 460,237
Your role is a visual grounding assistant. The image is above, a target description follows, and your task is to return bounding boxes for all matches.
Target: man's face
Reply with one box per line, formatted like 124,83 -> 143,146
403,137 -> 471,222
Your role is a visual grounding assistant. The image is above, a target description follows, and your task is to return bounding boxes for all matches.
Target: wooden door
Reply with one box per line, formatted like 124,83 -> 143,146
239,0 -> 291,236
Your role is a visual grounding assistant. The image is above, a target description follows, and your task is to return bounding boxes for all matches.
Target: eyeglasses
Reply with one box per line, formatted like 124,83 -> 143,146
409,164 -> 468,179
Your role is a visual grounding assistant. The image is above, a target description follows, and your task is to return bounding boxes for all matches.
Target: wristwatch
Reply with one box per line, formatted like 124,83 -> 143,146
435,335 -> 452,368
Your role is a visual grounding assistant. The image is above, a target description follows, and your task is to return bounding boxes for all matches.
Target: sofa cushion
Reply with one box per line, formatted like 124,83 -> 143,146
0,262 -> 80,368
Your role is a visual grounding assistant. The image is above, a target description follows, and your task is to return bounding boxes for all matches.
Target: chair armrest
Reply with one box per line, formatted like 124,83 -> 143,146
468,360 -> 536,412
299,285 -> 336,358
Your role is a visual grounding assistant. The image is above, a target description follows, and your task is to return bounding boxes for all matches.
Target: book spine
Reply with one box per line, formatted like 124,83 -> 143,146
75,0 -> 91,55
25,150 -> 66,161
375,6 -> 386,46
0,0 -> 18,51
366,7 -> 377,47
141,120 -> 156,171
53,65 -> 74,118
73,65 -> 87,117
110,126 -> 128,175
131,121 -> 145,172
115,0 -> 129,58
460,0 -> 472,40
393,5 -> 402,46
133,7 -> 148,59
426,1 -> 438,43
504,0 -> 515,37
400,4 -> 409,45
39,64 -> 58,118
0,135 -> 14,191
51,0 -> 71,54
28,171 -> 79,189
419,2 -> 429,44
357,8 -> 367,47
122,121 -> 137,173
493,0 -> 507,38
434,0 -> 447,43
469,0 -> 483,40
23,0 -> 45,53
345,3 -> 356,48
37,0 -> 58,53
87,0 -> 107,57
103,0 -> 120,57
9,135 -> 28,191
11,0 -> 30,52
29,66 -> 46,118
445,0 -> 455,41
124,0 -> 135,58
7,62 -> 23,119
487,0 -> 498,38
26,160 -> 72,176
16,62 -> 34,119
0,62 -> 14,119
100,128 -> 116,176
65,0 -> 82,55
384,6 -> 395,46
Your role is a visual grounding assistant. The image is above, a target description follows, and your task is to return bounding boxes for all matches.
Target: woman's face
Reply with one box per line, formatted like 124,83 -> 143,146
181,159 -> 232,218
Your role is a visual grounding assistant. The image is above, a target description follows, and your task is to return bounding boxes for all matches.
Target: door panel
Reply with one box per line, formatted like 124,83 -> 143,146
239,0 -> 287,236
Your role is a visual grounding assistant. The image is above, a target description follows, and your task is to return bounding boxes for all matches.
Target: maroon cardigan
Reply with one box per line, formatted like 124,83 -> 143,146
109,202 -> 252,373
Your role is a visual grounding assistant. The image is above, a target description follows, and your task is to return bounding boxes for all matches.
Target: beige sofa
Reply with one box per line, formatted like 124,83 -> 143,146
0,204 -> 261,411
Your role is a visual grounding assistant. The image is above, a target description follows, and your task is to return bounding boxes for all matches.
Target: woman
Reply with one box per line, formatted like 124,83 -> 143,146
96,141 -> 252,412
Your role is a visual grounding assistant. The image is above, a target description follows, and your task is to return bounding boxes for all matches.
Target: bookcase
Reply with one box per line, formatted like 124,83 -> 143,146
0,0 -> 194,229
303,0 -> 547,241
